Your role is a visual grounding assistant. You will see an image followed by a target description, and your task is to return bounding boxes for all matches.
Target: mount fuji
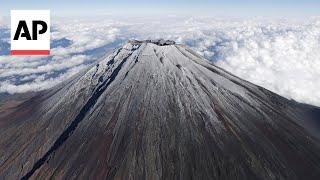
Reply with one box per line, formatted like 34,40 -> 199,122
0,40 -> 320,180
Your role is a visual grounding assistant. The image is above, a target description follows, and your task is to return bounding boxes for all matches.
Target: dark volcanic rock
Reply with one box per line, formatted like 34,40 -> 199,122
0,40 -> 320,180
129,39 -> 176,46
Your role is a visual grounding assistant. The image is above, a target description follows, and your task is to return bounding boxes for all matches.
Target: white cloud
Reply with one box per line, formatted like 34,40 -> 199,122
0,55 -> 88,77
0,65 -> 86,94
0,16 -> 320,106
210,20 -> 320,106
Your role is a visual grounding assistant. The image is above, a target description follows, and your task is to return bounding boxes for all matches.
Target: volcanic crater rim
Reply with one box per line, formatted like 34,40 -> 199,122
128,39 -> 176,46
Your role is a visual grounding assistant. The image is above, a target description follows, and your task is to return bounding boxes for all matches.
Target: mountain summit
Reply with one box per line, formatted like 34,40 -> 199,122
1,40 -> 320,180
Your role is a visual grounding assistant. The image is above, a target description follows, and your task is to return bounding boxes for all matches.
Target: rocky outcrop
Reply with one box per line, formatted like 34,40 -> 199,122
128,39 -> 176,46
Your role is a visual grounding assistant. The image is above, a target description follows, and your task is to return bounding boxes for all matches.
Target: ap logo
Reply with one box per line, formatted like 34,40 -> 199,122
11,10 -> 50,55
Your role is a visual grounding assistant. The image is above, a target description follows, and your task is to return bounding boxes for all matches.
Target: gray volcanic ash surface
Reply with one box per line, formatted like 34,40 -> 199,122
0,40 -> 320,180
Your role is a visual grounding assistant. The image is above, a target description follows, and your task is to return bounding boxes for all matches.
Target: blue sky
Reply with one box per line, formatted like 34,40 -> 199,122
1,0 -> 320,17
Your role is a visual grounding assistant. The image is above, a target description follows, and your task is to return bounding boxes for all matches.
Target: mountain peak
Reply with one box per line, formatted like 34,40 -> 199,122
128,39 -> 176,46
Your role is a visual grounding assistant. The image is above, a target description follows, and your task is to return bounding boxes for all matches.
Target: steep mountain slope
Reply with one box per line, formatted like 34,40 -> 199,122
0,40 -> 320,180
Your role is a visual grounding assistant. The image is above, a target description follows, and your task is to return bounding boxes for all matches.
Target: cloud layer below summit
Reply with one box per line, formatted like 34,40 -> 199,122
0,16 -> 320,106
